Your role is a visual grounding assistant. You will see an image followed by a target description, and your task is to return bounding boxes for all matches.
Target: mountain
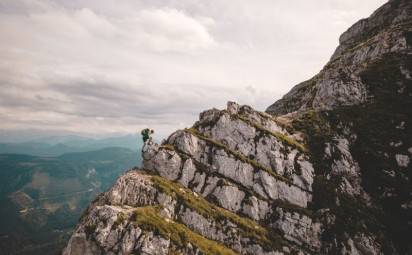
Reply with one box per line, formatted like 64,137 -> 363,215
0,147 -> 140,255
0,130 -> 89,144
266,0 -> 411,115
0,134 -> 142,157
63,1 -> 411,255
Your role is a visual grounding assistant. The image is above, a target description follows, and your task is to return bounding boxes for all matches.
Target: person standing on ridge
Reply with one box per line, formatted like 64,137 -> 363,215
141,128 -> 154,145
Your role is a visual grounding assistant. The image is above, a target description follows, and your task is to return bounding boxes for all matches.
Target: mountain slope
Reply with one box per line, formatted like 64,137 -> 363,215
64,103 -> 318,255
266,0 -> 411,115
266,0 -> 412,253
0,148 -> 140,255
63,1 -> 411,254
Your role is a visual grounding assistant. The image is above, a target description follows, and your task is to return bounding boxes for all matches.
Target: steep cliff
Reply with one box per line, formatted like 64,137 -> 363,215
63,0 -> 412,254
266,0 -> 412,253
266,0 -> 412,114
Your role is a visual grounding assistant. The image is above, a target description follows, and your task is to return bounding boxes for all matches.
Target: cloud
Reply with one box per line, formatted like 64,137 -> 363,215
0,0 -> 387,138
134,8 -> 216,52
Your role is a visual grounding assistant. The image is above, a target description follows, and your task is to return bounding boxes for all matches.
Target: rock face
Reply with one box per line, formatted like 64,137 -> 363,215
266,0 -> 412,115
268,0 -> 412,253
64,1 -> 412,254
64,103 -> 320,255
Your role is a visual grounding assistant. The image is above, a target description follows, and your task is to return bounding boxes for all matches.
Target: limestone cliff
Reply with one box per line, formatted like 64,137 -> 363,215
266,0 -> 412,253
63,0 -> 411,254
63,103 -> 320,255
266,0 -> 412,114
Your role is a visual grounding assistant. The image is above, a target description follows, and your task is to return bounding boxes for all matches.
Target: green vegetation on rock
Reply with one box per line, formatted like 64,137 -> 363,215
236,114 -> 307,153
133,206 -> 238,255
184,128 -> 295,187
150,175 -> 285,249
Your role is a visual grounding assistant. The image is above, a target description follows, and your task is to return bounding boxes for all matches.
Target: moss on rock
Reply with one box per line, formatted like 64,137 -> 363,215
133,206 -> 238,255
150,175 -> 285,249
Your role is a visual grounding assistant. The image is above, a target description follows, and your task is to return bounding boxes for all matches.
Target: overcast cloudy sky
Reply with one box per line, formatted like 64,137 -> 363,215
0,0 -> 387,138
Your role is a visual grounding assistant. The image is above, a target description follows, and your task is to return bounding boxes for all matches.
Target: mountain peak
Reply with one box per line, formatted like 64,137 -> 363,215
334,0 -> 412,59
266,0 -> 412,115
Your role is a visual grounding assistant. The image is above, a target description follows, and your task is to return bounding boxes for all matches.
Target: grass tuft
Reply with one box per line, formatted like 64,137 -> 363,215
159,144 -> 175,151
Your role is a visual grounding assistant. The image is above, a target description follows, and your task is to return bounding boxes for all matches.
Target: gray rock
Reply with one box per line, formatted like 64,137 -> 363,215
168,130 -> 202,156
212,153 -> 254,188
242,196 -> 270,221
191,172 -> 206,193
105,171 -> 157,207
227,101 -> 240,115
144,145 -> 182,180
138,232 -> 170,255
179,159 -> 196,187
63,233 -> 101,255
212,185 -> 245,212
156,193 -> 176,219
201,175 -> 220,197
395,154 -> 410,168
272,208 -> 321,251
257,171 -> 311,207
121,226 -> 142,254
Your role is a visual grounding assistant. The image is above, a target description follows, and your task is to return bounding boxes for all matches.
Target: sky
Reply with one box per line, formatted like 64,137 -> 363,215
0,0 -> 387,139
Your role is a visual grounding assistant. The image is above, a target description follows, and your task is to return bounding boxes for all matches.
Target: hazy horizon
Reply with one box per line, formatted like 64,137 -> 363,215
0,0 -> 387,138
0,128 -> 142,144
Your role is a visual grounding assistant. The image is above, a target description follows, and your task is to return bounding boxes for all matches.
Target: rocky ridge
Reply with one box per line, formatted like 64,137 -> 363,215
64,0 -> 412,254
265,0 -> 412,253
266,0 -> 412,114
64,103 -> 322,255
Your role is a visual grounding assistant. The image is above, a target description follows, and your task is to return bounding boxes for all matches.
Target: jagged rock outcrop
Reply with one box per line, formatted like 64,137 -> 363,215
64,102 -> 321,255
268,0 -> 412,253
64,0 -> 411,254
266,0 -> 412,115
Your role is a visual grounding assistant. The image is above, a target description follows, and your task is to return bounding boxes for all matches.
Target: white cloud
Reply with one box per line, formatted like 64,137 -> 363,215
133,8 -> 216,52
0,0 -> 387,138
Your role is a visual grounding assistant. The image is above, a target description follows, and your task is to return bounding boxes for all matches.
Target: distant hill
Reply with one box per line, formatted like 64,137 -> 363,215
0,147 -> 141,255
0,134 -> 143,157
